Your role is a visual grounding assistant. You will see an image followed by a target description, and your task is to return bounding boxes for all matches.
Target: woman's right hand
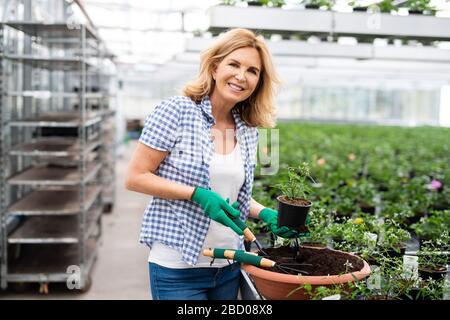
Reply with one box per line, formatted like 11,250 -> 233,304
191,187 -> 243,235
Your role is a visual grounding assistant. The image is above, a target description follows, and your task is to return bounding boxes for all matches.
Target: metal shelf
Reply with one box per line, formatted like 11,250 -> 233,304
9,111 -> 102,127
208,6 -> 450,41
8,206 -> 102,244
7,163 -> 101,186
9,138 -> 100,157
6,240 -> 97,282
186,36 -> 450,63
4,21 -> 99,40
5,91 -> 109,99
1,54 -> 94,71
6,186 -> 102,216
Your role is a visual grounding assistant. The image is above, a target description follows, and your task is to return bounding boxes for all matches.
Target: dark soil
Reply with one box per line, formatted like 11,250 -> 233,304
278,196 -> 311,207
260,246 -> 364,276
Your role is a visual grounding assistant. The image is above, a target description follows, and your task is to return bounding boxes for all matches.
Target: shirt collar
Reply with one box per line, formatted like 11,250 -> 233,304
200,95 -> 247,134
199,96 -> 215,124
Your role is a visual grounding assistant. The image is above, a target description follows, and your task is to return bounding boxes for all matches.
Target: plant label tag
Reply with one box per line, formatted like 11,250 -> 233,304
367,266 -> 381,290
274,236 -> 285,247
443,278 -> 450,300
364,232 -> 378,249
322,294 -> 341,300
402,255 -> 418,280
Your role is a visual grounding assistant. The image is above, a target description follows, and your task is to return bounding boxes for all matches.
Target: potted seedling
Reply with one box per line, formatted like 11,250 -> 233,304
274,162 -> 315,231
246,0 -> 265,6
411,210 -> 450,244
298,206 -> 329,247
417,231 -> 449,281
370,0 -> 398,13
377,220 -> 411,259
302,0 -> 335,10
349,1 -> 368,12
404,0 -> 436,15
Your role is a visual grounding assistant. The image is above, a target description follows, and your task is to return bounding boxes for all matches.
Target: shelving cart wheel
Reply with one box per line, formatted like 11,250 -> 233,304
77,275 -> 92,294
39,282 -> 49,295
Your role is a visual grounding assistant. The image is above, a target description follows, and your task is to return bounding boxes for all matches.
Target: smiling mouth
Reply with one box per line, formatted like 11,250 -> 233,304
228,82 -> 245,92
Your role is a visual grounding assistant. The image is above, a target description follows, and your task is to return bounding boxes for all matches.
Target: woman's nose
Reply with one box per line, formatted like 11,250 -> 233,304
234,70 -> 245,81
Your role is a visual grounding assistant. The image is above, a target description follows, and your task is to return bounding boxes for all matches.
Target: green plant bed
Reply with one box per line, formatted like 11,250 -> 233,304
251,122 -> 449,299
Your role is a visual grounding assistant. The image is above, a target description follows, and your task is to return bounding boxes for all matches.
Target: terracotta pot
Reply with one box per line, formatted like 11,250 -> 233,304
241,246 -> 371,300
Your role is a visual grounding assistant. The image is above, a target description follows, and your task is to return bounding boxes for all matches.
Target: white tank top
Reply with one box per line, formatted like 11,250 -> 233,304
148,141 -> 246,268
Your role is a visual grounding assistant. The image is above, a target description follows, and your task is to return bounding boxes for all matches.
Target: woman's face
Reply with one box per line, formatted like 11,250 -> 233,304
212,47 -> 262,106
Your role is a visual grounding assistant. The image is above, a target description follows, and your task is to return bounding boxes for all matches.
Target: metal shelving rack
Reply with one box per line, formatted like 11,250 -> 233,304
0,23 -> 4,289
0,20 -> 114,291
93,51 -> 116,213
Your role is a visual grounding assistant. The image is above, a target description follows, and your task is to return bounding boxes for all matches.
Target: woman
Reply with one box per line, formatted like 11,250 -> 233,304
125,28 -> 301,300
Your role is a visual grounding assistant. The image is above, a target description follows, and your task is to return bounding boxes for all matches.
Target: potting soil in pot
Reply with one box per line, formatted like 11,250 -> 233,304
260,246 -> 364,276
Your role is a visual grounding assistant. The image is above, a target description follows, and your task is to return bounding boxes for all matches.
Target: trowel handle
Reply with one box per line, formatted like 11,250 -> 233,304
229,216 -> 256,242
202,248 -> 275,268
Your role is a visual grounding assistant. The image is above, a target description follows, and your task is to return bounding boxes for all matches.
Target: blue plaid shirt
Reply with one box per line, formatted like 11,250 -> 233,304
138,95 -> 258,266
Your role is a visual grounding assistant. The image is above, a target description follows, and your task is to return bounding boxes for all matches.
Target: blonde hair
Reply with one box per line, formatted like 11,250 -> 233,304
182,28 -> 280,128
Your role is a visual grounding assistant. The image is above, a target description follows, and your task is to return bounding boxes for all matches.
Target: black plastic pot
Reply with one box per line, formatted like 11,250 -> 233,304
353,6 -> 367,12
277,195 -> 311,231
358,202 -> 376,215
383,244 -> 406,259
399,288 -> 433,301
247,1 -> 263,6
418,266 -> 448,281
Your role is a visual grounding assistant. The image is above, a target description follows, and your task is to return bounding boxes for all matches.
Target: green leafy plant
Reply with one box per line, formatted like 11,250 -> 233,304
369,0 -> 398,13
270,0 -> 285,7
380,202 -> 415,228
378,219 -> 411,252
404,0 -> 436,13
411,210 -> 450,241
299,206 -> 329,245
302,0 -> 335,10
288,283 -> 350,300
274,162 -> 315,201
417,231 -> 449,271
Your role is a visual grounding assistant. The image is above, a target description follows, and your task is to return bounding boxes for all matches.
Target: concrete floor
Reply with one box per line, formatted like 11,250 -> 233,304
0,141 -> 152,299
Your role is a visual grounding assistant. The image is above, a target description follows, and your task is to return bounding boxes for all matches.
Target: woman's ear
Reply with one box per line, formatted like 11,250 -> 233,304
211,62 -> 218,81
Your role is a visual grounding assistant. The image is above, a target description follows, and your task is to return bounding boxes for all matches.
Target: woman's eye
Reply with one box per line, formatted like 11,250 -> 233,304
229,63 -> 238,67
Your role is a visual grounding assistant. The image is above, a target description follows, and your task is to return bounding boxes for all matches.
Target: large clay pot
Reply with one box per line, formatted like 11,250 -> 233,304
241,246 -> 371,300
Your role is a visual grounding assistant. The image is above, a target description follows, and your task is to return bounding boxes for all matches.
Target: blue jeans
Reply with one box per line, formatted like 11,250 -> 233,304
149,262 -> 241,300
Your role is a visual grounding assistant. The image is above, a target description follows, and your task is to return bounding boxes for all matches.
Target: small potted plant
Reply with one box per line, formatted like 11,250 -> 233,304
302,0 -> 335,10
298,206 -> 329,247
377,220 -> 411,258
404,0 -> 437,15
246,0 -> 265,6
411,210 -> 450,244
417,231 -> 449,281
274,162 -> 315,231
369,0 -> 398,13
349,1 -> 368,12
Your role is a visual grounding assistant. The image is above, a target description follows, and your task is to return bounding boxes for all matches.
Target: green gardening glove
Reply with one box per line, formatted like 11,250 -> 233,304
259,208 -> 310,238
191,187 -> 243,235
